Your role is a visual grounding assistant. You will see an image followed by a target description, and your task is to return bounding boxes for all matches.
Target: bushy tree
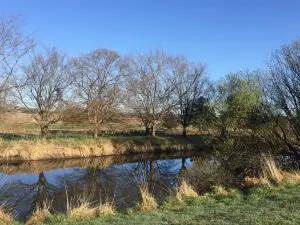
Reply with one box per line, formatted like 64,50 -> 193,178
214,71 -> 263,137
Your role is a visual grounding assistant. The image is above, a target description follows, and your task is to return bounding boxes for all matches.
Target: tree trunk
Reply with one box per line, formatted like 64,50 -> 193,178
93,128 -> 98,139
145,126 -> 151,135
183,126 -> 187,137
151,123 -> 156,136
41,125 -> 48,142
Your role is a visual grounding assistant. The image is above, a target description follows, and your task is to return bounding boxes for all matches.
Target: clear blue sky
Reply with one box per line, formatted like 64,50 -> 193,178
1,0 -> 299,79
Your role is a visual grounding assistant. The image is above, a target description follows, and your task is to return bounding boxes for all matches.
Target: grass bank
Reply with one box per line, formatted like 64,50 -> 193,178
0,136 -> 205,161
5,182 -> 300,225
3,156 -> 300,225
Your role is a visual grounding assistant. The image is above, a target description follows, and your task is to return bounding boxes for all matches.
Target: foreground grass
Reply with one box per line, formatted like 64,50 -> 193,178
22,182 -> 300,225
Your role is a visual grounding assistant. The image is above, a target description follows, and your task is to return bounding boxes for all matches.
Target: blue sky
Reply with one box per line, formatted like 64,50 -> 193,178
1,0 -> 299,79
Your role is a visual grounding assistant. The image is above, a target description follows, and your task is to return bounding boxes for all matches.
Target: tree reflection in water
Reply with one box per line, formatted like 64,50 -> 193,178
0,154 -> 192,221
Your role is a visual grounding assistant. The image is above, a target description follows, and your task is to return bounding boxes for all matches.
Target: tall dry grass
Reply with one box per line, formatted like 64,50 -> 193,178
137,186 -> 157,211
0,203 -> 14,225
176,180 -> 198,201
0,137 -> 194,161
66,191 -> 115,221
26,201 -> 51,225
245,155 -> 300,186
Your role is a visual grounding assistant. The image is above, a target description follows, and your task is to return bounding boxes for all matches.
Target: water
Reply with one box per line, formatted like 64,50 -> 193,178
0,151 -> 253,221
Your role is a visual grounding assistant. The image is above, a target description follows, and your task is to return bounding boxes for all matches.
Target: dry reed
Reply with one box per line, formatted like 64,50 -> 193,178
176,180 -> 198,200
137,186 -> 157,211
26,201 -> 51,225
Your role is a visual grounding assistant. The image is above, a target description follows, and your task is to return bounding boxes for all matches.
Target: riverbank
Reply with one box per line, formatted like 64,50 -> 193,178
0,151 -> 198,174
5,182 -> 300,225
0,136 -> 208,162
2,156 -> 300,225
43,183 -> 300,225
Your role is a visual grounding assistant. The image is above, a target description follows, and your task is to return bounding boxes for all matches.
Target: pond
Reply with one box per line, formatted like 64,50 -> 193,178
0,150 -> 259,222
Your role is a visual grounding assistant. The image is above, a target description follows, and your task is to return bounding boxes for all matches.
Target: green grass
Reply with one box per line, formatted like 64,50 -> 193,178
24,183 -> 300,225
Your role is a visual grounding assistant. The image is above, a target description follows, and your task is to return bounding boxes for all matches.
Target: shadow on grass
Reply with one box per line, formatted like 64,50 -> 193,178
0,132 -> 39,140
0,129 -> 214,149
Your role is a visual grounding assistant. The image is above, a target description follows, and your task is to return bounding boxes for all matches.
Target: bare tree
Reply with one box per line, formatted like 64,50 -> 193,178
71,48 -> 124,138
0,15 -> 34,109
171,55 -> 208,136
16,48 -> 71,141
267,39 -> 300,147
125,50 -> 177,136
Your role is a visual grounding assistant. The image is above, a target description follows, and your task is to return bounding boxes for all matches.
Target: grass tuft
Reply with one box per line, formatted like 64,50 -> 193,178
212,186 -> 230,195
244,176 -> 269,187
262,155 -> 284,184
26,201 -> 51,225
244,155 -> 300,186
137,186 -> 157,211
176,180 -> 198,201
0,203 -> 14,225
95,202 -> 115,217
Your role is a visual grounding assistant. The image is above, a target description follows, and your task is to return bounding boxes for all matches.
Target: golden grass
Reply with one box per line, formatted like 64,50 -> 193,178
26,209 -> 50,225
262,156 -> 284,184
68,202 -> 96,220
26,201 -> 51,225
244,155 -> 300,186
176,180 -> 198,201
212,186 -> 230,195
282,171 -> 300,183
67,193 -> 115,221
0,137 -> 194,161
137,186 -> 158,211
244,176 -> 269,187
0,204 -> 14,225
95,202 -> 115,217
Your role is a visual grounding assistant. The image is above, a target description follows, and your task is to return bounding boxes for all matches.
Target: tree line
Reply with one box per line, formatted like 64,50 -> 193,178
1,15 -> 300,151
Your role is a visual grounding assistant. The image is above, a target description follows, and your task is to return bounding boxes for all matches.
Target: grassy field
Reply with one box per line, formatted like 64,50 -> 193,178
8,182 -> 300,225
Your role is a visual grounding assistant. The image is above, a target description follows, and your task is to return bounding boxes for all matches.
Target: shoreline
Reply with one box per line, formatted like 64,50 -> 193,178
0,136 -> 208,162
0,150 -> 201,174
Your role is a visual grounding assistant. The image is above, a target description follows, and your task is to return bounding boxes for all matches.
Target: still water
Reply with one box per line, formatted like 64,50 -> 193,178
0,151 -> 248,221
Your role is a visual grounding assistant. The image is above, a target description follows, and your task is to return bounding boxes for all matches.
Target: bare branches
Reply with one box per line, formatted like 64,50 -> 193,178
16,48 -> 71,140
71,48 -> 124,138
125,50 -> 174,136
171,55 -> 208,136
0,15 -> 35,107
268,39 -> 300,142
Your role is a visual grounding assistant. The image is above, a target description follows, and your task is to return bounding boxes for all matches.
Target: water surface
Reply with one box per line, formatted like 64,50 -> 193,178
0,151 -> 248,221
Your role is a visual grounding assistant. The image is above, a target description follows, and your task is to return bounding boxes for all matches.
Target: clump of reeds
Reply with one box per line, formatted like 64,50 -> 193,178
137,185 -> 157,211
26,201 -> 51,225
262,155 -> 284,184
244,155 -> 300,186
176,180 -> 198,201
66,188 -> 115,220
244,176 -> 269,187
67,195 -> 96,220
212,186 -> 230,195
95,201 -> 115,216
0,203 -> 14,225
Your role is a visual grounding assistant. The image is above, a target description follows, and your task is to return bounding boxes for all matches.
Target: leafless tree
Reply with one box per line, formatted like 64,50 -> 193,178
267,39 -> 300,148
71,48 -> 124,138
16,48 -> 71,141
0,15 -> 34,110
125,50 -> 177,136
171,55 -> 208,136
